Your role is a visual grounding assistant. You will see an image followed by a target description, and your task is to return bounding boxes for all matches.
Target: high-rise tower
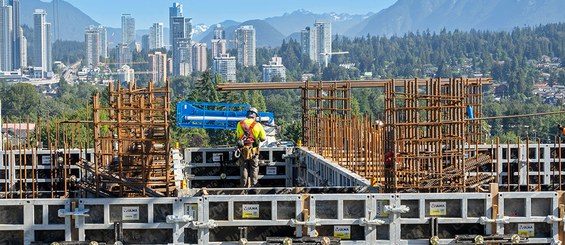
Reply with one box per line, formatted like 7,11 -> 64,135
33,9 -> 51,76
169,2 -> 183,47
98,26 -> 107,59
213,24 -> 225,39
170,15 -> 192,76
211,39 -> 226,58
11,0 -> 19,70
192,42 -> 207,72
149,51 -> 167,83
149,22 -> 164,50
85,26 -> 100,66
211,24 -> 227,58
301,21 -> 332,64
314,21 -> 331,63
19,26 -> 25,67
236,25 -> 256,67
45,22 -> 51,72
121,14 -> 135,47
0,3 -> 12,71
116,43 -> 132,67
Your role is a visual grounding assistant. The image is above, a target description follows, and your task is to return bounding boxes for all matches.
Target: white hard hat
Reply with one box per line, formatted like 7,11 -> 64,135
247,107 -> 258,117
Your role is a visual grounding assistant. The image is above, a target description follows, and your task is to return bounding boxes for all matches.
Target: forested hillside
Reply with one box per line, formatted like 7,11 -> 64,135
4,23 -> 565,146
209,23 -> 565,144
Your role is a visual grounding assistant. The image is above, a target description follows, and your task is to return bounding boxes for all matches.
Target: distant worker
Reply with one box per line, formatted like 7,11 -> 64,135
375,120 -> 385,131
385,151 -> 396,168
236,107 -> 266,188
559,124 -> 565,135
384,151 -> 397,192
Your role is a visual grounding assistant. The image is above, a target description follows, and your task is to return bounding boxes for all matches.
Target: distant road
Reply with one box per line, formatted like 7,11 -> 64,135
70,60 -> 81,69
19,75 -> 60,85
62,59 -> 82,82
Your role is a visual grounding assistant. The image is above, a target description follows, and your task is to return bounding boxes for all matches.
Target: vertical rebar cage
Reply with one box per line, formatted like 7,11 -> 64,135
92,81 -> 173,197
384,78 -> 489,192
301,81 -> 387,183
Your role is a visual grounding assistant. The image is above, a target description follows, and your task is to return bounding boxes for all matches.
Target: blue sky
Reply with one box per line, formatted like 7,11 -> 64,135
63,0 -> 397,28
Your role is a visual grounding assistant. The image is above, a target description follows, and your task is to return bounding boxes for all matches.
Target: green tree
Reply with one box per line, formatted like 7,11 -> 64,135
1,83 -> 41,118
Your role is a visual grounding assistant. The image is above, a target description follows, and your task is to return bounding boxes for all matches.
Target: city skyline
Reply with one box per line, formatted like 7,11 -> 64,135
63,0 -> 397,28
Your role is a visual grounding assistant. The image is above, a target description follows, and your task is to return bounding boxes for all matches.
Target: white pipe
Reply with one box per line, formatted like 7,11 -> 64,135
182,116 -> 272,123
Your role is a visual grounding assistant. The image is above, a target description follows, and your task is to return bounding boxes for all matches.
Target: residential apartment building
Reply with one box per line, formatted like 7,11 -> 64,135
262,56 -> 286,82
301,21 -> 331,64
149,22 -> 164,50
236,25 -> 256,67
213,54 -> 236,82
121,14 -> 135,47
33,9 -> 51,77
192,42 -> 207,72
149,51 -> 167,83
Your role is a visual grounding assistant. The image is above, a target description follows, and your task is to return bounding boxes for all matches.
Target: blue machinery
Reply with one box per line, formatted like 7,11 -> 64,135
176,102 -> 275,129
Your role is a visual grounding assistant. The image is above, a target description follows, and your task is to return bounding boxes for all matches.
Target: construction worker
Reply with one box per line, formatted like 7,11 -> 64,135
559,124 -> 565,135
236,107 -> 266,188
385,151 -> 396,168
383,151 -> 396,192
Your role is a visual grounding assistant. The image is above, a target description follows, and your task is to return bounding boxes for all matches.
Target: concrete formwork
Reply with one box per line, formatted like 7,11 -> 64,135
184,147 -> 293,188
0,191 -> 560,244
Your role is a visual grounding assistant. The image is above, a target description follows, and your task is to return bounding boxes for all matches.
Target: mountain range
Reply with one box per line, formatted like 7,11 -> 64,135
345,0 -> 565,37
20,0 -> 565,47
20,0 -> 98,41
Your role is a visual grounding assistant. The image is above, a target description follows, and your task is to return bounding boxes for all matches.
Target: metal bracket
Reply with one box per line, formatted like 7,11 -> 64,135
479,216 -> 509,225
359,218 -> 385,230
384,205 -> 409,214
166,215 -> 193,223
289,218 -> 320,227
545,215 -> 564,224
58,208 -> 90,217
188,220 -> 217,229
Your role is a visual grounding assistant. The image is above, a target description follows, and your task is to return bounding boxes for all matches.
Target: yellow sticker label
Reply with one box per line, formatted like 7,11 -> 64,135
518,223 -> 534,237
429,202 -> 447,216
185,204 -> 198,220
242,204 -> 259,218
334,226 -> 351,239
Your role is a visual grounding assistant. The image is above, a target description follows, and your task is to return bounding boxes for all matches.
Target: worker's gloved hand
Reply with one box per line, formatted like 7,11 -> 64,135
236,140 -> 244,148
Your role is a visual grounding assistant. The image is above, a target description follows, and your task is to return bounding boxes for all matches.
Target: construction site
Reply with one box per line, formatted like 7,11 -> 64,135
1,78 -> 565,244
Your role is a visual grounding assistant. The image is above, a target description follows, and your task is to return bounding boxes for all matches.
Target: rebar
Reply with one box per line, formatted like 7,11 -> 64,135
90,80 -> 174,197
383,78 -> 490,192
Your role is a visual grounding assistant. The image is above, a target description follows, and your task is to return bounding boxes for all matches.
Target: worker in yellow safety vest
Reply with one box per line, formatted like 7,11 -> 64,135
236,107 -> 266,188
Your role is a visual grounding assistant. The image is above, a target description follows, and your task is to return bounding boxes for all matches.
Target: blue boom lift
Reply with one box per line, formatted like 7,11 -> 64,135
176,102 -> 275,129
